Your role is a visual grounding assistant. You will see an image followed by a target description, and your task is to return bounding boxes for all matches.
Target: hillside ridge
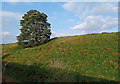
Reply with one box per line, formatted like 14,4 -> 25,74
2,32 -> 119,82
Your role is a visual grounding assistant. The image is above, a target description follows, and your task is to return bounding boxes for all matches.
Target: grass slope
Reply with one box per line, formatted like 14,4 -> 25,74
2,32 -> 119,82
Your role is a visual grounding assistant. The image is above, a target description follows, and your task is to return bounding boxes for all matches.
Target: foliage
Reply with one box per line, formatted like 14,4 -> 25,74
17,10 -> 51,48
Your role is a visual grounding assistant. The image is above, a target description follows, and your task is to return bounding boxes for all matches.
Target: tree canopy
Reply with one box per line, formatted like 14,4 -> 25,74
17,10 -> 51,47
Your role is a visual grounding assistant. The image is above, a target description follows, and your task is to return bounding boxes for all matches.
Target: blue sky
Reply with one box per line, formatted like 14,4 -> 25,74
1,2 -> 118,44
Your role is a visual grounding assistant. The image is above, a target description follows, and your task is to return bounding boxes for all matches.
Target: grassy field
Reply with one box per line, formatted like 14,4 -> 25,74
2,32 -> 119,82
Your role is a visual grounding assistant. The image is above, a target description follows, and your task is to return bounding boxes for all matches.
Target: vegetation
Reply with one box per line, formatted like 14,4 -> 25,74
2,32 -> 119,82
17,10 -> 51,48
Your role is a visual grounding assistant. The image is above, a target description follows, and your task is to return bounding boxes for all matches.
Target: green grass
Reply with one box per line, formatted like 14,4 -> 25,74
2,32 -> 119,82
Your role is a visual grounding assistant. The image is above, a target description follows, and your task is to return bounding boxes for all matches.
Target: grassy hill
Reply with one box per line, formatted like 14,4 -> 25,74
2,32 -> 119,82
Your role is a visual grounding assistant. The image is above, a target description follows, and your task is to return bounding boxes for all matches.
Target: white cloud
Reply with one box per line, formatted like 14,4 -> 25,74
63,2 -> 118,34
2,32 -> 10,36
72,16 -> 117,33
51,31 -> 87,38
92,3 -> 117,15
0,32 -> 17,44
62,2 -> 117,18
1,11 -> 22,22
62,2 -> 80,13
51,31 -> 69,38
0,11 -> 22,44
62,2 -> 89,19
1,11 -> 22,30
51,31 -> 76,38
0,32 -> 10,39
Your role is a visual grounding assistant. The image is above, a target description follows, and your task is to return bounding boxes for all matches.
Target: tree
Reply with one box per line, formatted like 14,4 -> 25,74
17,10 -> 51,48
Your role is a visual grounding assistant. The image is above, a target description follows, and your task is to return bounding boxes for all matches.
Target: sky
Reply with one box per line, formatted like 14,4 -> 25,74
1,1 -> 118,44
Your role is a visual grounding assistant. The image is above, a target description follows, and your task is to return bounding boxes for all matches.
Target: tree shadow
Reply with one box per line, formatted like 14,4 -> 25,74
2,61 -> 118,83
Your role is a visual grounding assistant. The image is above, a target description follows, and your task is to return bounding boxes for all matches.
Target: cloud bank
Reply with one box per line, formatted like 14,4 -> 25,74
72,16 -> 117,33
62,2 -> 118,34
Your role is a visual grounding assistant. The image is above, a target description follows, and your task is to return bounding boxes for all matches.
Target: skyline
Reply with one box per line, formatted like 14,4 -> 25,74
1,2 -> 118,44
